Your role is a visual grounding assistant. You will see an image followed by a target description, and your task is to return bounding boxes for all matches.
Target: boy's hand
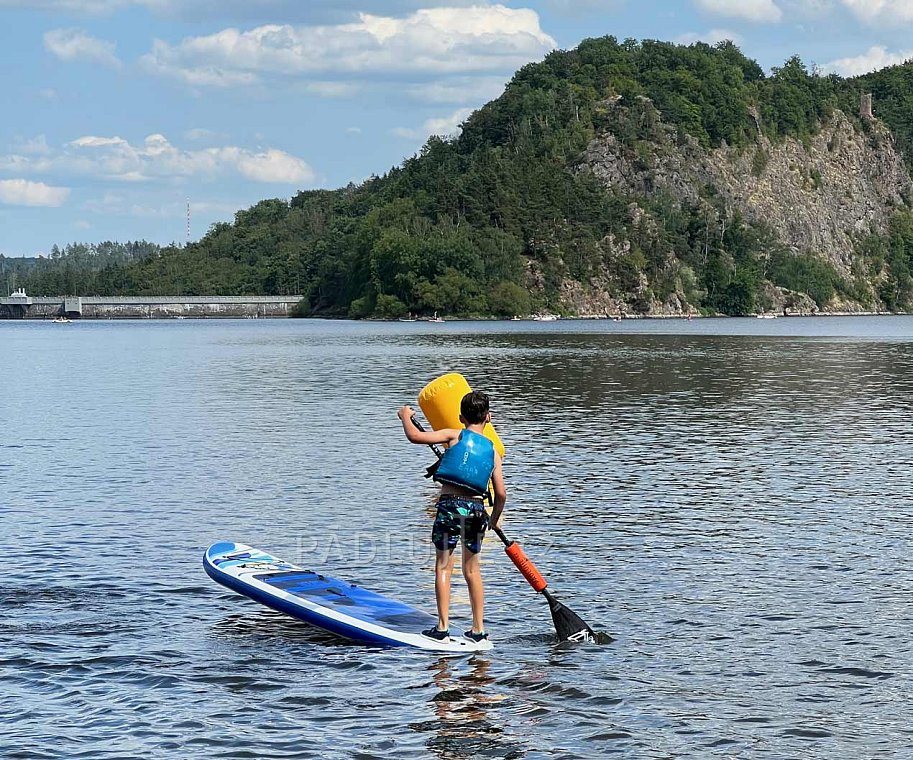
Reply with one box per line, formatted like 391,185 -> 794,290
398,405 -> 415,422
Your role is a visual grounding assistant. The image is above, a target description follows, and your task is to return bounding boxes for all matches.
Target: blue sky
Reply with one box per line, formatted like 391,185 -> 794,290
1,0 -> 911,257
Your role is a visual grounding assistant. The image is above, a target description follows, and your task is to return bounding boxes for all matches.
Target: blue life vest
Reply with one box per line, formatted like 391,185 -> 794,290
433,429 -> 495,496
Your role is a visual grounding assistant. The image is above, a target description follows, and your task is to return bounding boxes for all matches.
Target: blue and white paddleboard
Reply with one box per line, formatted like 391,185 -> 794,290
203,542 -> 493,653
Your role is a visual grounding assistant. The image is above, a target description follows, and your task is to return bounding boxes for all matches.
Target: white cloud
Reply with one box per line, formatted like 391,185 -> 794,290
142,42 -> 259,87
303,81 -> 361,97
839,0 -> 913,24
675,28 -> 743,45
406,75 -> 507,104
0,0 -> 220,12
0,133 -> 315,185
0,0 -> 127,10
394,107 -> 473,140
824,46 -> 913,76
141,5 -> 556,87
234,147 -> 311,182
70,135 -> 129,148
423,108 -> 474,137
44,28 -> 121,67
184,127 -> 225,142
75,219 -> 91,229
345,127 -> 362,135
694,0 -> 783,23
0,179 -> 70,207
0,0 -> 493,23
544,0 -> 622,13
12,135 -> 52,155
791,0 -> 832,12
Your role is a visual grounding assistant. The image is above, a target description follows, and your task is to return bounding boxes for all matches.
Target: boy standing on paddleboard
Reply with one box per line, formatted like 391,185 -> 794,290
398,391 -> 506,643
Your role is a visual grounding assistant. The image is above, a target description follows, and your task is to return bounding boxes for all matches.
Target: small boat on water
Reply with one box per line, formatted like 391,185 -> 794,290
427,311 -> 444,323
52,316 -> 70,323
756,314 -> 778,320
533,314 -> 559,322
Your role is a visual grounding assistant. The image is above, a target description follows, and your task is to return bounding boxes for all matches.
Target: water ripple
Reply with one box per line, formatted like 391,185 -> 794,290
3,317 -> 913,757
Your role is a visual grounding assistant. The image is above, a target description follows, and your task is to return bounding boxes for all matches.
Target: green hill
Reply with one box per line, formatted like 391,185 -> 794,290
9,37 -> 913,317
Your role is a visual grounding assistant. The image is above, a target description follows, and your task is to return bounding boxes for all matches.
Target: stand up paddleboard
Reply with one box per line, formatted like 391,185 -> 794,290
203,542 -> 493,653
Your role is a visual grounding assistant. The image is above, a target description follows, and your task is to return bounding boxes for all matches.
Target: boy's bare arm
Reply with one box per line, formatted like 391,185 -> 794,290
398,406 -> 459,446
489,454 -> 506,529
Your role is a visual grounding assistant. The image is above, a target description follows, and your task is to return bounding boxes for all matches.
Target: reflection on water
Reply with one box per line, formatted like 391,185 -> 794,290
415,656 -> 522,760
3,316 -> 913,758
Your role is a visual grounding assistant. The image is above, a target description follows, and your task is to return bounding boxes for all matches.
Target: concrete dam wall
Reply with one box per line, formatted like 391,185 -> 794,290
0,294 -> 302,319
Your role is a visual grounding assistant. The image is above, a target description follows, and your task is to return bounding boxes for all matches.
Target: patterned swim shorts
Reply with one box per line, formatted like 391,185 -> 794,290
432,495 -> 490,554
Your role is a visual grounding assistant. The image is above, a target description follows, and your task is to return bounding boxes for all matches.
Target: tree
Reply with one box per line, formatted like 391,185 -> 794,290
375,294 -> 408,319
489,280 -> 533,316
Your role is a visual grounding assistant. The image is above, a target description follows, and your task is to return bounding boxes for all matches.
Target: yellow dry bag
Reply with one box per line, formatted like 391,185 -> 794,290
417,373 -> 506,457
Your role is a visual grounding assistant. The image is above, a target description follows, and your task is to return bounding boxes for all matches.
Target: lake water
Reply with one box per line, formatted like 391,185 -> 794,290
3,316 -> 913,758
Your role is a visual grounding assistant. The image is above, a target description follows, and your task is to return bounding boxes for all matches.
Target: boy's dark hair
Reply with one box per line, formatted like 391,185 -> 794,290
460,391 -> 490,425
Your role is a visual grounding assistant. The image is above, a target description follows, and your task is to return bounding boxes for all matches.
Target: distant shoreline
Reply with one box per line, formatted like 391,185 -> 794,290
9,312 -> 907,322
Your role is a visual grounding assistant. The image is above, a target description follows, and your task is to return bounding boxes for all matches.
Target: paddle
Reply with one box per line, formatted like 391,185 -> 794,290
410,415 -> 605,643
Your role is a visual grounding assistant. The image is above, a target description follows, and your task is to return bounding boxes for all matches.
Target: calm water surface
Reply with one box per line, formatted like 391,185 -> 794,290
3,316 -> 913,758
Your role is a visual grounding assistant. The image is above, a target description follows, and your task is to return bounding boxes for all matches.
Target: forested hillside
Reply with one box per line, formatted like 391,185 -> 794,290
1,241 -> 160,296
8,37 -> 913,317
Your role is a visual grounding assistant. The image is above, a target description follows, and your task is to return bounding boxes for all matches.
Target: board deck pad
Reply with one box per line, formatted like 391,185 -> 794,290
204,542 -> 493,652
257,571 -> 431,631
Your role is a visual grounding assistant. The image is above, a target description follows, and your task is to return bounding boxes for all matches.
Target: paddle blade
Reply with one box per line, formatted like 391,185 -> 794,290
542,589 -> 605,643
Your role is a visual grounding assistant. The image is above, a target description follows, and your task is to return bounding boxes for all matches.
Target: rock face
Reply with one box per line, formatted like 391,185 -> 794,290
760,282 -> 818,316
562,100 -> 913,313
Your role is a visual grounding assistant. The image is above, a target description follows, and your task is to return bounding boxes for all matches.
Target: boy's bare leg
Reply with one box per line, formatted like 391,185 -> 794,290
462,549 -> 485,633
435,547 -> 456,631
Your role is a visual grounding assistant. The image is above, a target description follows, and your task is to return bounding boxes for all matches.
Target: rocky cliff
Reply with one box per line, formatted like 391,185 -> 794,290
556,97 -> 913,316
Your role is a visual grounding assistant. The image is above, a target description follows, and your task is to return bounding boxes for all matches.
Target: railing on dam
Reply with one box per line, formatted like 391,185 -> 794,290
0,293 -> 304,319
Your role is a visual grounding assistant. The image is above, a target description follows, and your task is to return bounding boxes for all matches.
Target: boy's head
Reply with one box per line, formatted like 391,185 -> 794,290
460,391 -> 490,426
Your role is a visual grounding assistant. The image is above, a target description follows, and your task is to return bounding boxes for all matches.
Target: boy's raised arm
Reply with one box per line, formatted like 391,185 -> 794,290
398,406 -> 459,445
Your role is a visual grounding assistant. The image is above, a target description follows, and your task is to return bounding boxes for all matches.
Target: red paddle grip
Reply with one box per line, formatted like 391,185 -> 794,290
505,542 -> 548,593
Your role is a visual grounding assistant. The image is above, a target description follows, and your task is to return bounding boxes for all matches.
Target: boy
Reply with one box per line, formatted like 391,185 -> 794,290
398,391 -> 506,642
